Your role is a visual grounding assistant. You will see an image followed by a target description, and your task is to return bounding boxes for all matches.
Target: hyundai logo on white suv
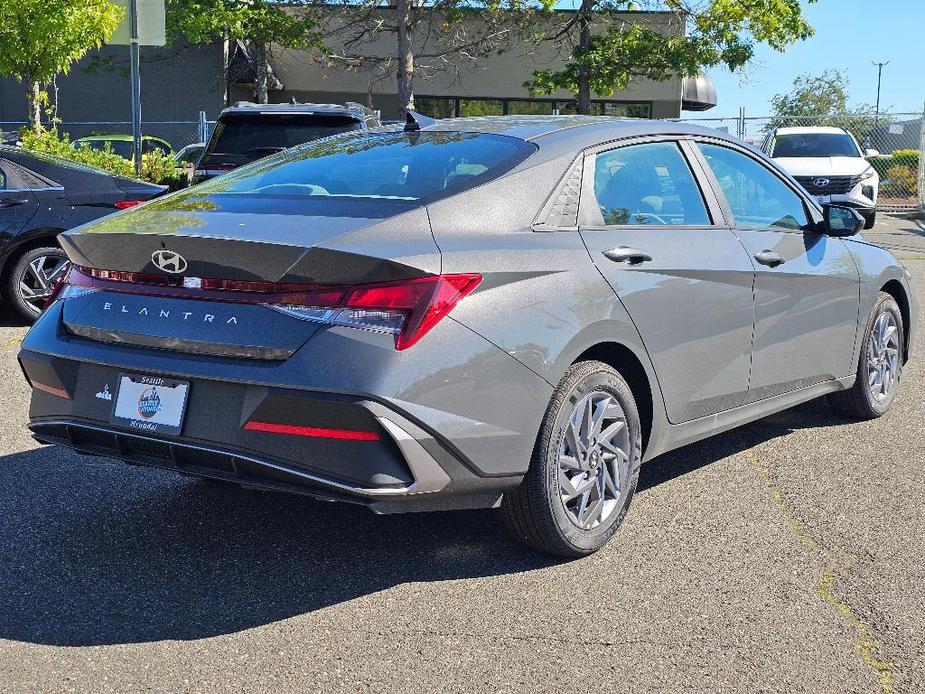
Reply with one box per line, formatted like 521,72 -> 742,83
764,126 -> 879,229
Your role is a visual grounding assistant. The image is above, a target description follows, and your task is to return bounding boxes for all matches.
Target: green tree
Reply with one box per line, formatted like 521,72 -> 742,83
768,70 -> 879,143
0,0 -> 123,131
325,1 -> 535,117
166,0 -> 323,103
526,0 -> 819,115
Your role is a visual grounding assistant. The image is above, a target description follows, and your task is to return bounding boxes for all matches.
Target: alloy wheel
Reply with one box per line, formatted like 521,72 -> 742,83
18,254 -> 70,315
867,310 -> 900,403
557,391 -> 632,530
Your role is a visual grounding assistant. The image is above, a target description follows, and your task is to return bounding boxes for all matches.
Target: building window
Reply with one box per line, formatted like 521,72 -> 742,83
415,96 -> 652,120
507,100 -> 555,115
459,99 -> 504,117
416,97 -> 456,118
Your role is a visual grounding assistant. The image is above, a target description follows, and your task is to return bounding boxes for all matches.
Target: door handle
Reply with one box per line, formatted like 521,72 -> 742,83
754,250 -> 786,268
602,246 -> 652,265
0,198 -> 29,208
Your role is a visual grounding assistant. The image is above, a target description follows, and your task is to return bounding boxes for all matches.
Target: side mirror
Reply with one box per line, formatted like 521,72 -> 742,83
823,204 -> 864,237
865,148 -> 880,158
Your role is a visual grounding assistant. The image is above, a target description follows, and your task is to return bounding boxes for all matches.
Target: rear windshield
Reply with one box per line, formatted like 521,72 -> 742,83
79,139 -> 134,159
195,131 -> 537,203
772,133 -> 861,158
204,113 -> 364,162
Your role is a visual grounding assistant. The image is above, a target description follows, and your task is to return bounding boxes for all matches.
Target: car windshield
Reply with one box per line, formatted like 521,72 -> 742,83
772,133 -> 861,158
204,113 -> 365,162
196,131 -> 537,203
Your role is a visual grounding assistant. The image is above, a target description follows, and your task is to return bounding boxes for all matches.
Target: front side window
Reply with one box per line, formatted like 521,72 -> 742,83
698,143 -> 810,231
589,141 -> 711,226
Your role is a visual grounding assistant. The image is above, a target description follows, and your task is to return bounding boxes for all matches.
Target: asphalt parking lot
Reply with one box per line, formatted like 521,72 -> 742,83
0,215 -> 923,693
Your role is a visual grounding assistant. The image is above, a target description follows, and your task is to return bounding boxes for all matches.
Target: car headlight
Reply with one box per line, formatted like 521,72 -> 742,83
860,168 -> 877,181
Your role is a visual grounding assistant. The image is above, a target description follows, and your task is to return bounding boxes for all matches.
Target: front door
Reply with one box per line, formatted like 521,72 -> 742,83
578,139 -> 756,424
694,142 -> 860,402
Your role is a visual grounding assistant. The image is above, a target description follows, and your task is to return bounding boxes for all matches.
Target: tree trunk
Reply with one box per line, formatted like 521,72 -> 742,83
396,0 -> 415,117
26,78 -> 43,133
576,0 -> 593,115
254,42 -> 269,104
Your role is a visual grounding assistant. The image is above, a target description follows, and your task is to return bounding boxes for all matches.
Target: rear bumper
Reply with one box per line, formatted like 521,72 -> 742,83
21,350 -> 521,513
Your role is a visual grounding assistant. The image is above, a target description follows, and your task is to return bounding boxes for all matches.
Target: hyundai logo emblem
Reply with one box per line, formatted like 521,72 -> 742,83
151,249 -> 188,274
812,177 -> 831,188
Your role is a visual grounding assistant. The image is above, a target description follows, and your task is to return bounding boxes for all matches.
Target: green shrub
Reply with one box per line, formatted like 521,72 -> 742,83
16,127 -> 188,189
881,165 -> 918,197
889,148 -> 919,171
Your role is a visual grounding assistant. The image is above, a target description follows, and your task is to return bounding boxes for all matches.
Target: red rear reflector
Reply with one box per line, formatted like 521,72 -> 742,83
31,381 -> 71,399
114,200 -> 145,209
243,421 -> 380,441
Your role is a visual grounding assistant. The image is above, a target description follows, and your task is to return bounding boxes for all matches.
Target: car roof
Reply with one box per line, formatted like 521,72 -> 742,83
220,102 -> 369,119
774,126 -> 848,135
414,115 -> 742,155
75,134 -> 167,142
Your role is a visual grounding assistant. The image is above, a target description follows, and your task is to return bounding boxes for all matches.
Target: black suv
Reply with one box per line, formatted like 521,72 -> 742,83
194,102 -> 381,183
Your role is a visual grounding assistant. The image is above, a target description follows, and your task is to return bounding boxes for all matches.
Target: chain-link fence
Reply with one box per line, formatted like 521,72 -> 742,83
0,116 -> 215,153
675,111 -> 925,214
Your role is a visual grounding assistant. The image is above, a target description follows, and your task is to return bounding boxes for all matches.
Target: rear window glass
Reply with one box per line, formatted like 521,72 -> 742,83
79,139 -> 134,159
196,131 -> 537,203
206,114 -> 364,160
772,133 -> 861,158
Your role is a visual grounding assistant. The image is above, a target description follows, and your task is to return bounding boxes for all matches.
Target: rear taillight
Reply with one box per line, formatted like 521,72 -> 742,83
67,266 -> 481,350
266,274 -> 482,350
114,200 -> 145,209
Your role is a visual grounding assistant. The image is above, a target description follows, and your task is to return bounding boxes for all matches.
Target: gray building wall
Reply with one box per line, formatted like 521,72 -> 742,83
0,40 -> 225,147
250,9 -> 684,119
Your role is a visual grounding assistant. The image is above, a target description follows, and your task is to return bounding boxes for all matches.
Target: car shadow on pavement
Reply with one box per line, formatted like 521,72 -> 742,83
0,399 -> 845,647
638,398 -> 845,492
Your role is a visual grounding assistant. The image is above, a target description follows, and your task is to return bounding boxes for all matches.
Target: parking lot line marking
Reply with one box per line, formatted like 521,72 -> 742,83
746,450 -> 895,694
3,337 -> 23,348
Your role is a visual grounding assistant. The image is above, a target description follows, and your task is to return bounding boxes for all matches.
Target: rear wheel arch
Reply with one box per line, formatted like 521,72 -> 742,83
572,342 -> 654,455
881,279 -> 910,363
0,230 -> 65,285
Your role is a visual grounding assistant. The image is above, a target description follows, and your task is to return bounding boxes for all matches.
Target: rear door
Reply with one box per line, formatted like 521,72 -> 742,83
0,160 -> 40,238
578,138 -> 756,424
692,140 -> 860,402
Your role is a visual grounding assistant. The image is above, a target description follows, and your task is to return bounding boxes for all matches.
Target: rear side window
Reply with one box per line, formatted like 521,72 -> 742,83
589,141 -> 711,226
698,143 -> 810,231
205,114 -> 364,160
197,131 -> 537,203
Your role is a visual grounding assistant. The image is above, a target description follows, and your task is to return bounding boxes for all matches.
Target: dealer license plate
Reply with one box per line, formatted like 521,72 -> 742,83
111,374 -> 190,435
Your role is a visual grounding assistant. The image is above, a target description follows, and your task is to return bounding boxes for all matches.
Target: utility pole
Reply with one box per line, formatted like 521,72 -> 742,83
129,0 -> 142,175
872,60 -> 888,125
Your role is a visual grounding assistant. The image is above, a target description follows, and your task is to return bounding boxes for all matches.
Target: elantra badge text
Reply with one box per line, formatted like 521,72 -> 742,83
152,249 -> 188,274
103,302 -> 239,325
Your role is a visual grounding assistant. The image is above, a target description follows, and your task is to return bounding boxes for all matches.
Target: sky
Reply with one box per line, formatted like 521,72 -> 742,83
704,0 -> 925,118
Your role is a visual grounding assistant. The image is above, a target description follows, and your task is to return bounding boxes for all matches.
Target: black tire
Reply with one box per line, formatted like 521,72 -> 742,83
502,360 -> 642,558
828,291 -> 904,419
863,210 -> 876,230
5,246 -> 69,323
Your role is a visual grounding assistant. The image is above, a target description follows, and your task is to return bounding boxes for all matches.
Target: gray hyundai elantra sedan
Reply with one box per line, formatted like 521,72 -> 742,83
18,115 -> 917,556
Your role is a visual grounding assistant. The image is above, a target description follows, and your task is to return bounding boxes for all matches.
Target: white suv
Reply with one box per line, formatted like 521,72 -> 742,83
762,126 -> 880,229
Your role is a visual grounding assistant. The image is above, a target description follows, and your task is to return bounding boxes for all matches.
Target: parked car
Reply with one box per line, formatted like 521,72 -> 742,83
73,134 -> 173,159
19,116 -> 916,557
762,126 -> 880,229
0,145 -> 164,321
193,101 -> 380,182
173,143 -> 205,167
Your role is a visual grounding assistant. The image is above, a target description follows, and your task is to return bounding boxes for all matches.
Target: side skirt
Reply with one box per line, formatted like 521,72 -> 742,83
643,374 -> 856,462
